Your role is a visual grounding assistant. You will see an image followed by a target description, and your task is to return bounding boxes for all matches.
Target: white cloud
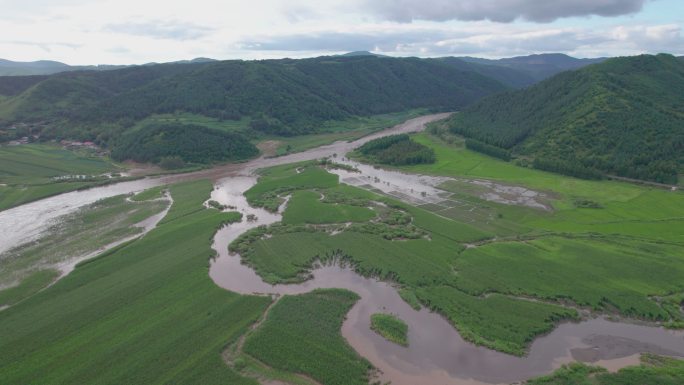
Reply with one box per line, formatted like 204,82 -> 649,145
0,0 -> 680,64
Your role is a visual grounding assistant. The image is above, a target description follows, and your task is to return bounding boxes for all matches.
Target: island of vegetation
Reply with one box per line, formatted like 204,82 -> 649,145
370,313 -> 409,347
356,134 -> 436,165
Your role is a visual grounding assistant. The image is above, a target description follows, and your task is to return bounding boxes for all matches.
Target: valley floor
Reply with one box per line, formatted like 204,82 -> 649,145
1,115 -> 683,385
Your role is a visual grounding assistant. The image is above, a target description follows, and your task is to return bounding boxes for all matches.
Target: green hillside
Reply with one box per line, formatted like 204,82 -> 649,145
449,54 -> 684,184
0,55 -> 508,143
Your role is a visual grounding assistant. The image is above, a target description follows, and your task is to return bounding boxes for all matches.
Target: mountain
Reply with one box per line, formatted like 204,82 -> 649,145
449,54 -> 684,184
0,58 -> 218,76
437,57 -> 538,88
0,59 -> 127,76
0,59 -> 72,76
459,53 -> 606,81
0,55 -> 508,145
340,51 -> 387,57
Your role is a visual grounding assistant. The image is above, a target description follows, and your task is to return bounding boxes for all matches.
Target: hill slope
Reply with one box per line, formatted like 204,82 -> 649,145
449,54 -> 684,184
0,55 -> 508,140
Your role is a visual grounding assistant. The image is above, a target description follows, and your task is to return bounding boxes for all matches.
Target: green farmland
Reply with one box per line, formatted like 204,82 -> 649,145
0,143 -> 122,211
242,289 -> 372,385
0,193 -> 168,306
0,181 -> 271,384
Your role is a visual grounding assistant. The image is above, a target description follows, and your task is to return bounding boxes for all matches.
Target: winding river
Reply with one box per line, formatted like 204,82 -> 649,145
2,113 -> 683,384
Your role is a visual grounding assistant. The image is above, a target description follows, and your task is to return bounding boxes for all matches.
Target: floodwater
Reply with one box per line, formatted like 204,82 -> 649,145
3,112 -> 684,384
207,169 -> 684,385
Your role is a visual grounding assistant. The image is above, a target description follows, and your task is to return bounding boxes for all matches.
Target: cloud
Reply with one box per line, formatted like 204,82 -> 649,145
364,0 -> 649,23
104,20 -> 213,40
238,23 -> 683,58
239,29 -> 461,52
0,40 -> 81,53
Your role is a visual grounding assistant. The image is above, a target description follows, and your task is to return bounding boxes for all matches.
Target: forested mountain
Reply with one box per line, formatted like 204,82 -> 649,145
438,57 -> 538,88
0,59 -> 126,76
449,54 -> 684,184
0,57 -> 217,76
459,53 -> 606,81
0,55 -> 508,143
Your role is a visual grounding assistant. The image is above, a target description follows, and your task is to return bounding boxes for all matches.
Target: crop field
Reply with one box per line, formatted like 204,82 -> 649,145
0,193 -> 167,306
527,354 -> 684,385
0,143 -> 122,211
370,313 -> 409,346
283,190 -> 376,224
242,289 -> 371,385
0,180 -> 271,384
454,237 -> 684,320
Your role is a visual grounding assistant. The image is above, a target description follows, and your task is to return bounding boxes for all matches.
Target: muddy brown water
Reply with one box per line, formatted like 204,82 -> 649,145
2,113 -> 684,384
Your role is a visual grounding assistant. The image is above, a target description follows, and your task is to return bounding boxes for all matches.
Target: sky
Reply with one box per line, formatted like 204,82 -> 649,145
0,0 -> 683,65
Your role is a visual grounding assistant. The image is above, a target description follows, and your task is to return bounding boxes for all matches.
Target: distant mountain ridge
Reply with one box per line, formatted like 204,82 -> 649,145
449,54 -> 684,184
458,53 -> 606,81
0,58 -> 218,76
0,53 -> 603,78
0,55 -> 508,148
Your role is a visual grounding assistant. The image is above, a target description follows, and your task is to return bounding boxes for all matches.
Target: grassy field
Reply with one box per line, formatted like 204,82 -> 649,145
526,354 -> 684,385
370,313 -> 409,346
0,193 -> 167,307
0,143 -> 122,211
242,289 -> 372,385
0,180 -> 271,384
